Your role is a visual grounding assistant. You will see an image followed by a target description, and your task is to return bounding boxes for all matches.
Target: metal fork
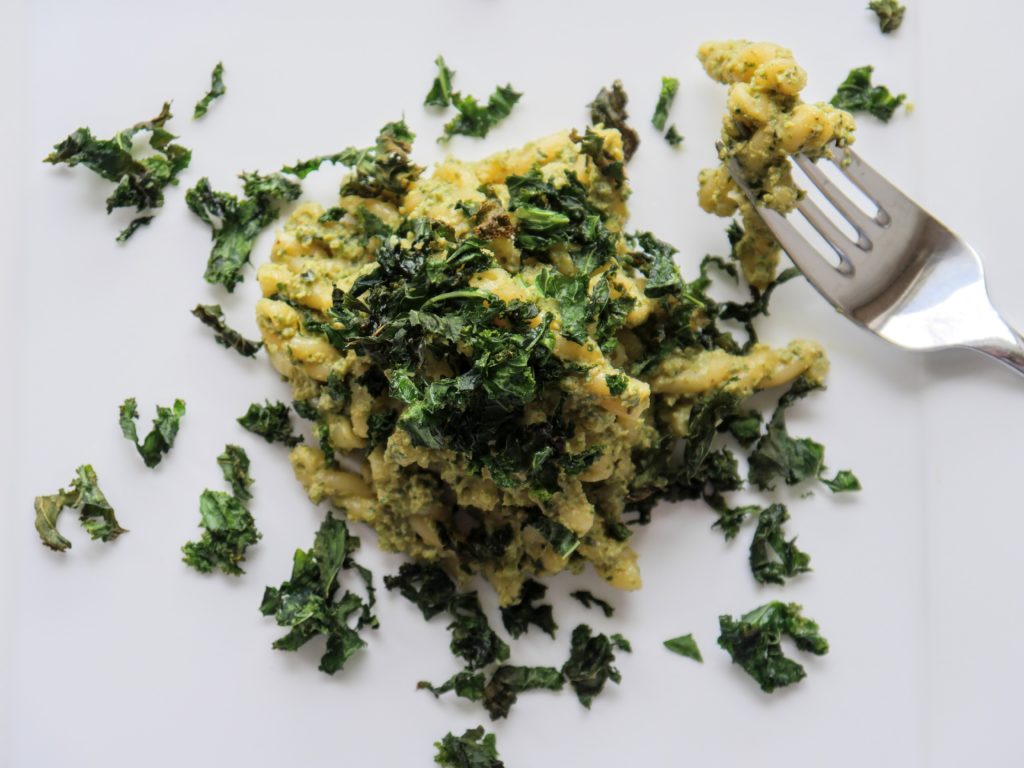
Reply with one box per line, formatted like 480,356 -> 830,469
723,145 -> 1024,376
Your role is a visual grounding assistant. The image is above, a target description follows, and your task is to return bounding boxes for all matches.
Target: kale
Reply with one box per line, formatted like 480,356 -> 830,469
710,502 -> 761,541
434,727 -> 504,768
499,579 -> 556,638
447,592 -> 511,671
192,303 -> 263,357
366,409 -> 398,451
116,216 -> 153,242
719,267 -> 800,349
217,444 -> 254,502
682,390 -> 743,481
868,0 -> 906,33
237,400 -> 303,446
419,670 -> 486,702
747,377 -> 824,490
821,469 -> 862,492
561,624 -> 630,708
719,409 -> 762,447
749,504 -> 811,585
573,127 -> 626,189
181,490 -> 261,575
528,513 -> 580,558
425,55 -> 456,107
260,514 -> 377,674
664,634 -> 703,662
34,465 -> 126,552
665,124 -> 684,147
605,374 -> 629,396
384,562 -> 456,620
118,397 -> 186,468
420,665 -> 564,720
186,172 -> 301,292
534,269 -> 589,343
337,120 -> 423,203
193,61 -> 226,119
569,590 -> 615,618
831,66 -> 906,122
441,85 -> 522,142
626,231 -> 684,298
44,102 -> 191,241
588,80 -> 639,161
717,602 -> 828,693
651,76 -> 679,131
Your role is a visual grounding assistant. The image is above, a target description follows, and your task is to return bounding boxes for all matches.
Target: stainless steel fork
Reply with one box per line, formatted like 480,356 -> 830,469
724,145 -> 1024,376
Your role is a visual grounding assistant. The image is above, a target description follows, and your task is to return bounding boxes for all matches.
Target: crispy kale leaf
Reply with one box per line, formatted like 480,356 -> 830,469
44,102 -> 191,241
448,592 -> 511,670
421,665 -> 564,721
569,590 -> 615,617
237,400 -> 303,446
434,727 -> 505,768
118,397 -> 186,468
718,602 -> 828,693
747,377 -> 825,490
384,562 -> 455,620
425,55 -> 456,107
664,633 -> 703,662
499,579 -> 556,638
34,465 -> 126,552
217,444 -> 254,502
561,624 -> 630,708
821,469 -> 862,492
651,76 -> 679,131
831,66 -> 906,122
116,216 -> 152,242
589,80 -> 639,161
441,85 -> 522,142
260,514 -> 377,674
182,490 -> 261,575
665,124 -> 684,147
192,303 -> 262,357
868,0 -> 906,33
193,61 -> 226,119
186,172 -> 301,292
749,504 -> 811,585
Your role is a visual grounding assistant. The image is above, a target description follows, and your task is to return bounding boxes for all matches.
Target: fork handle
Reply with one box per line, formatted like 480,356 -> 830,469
973,328 -> 1024,378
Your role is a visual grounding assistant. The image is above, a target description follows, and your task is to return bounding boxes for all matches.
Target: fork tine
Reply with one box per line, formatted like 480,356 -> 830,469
828,146 -> 905,218
793,154 -> 881,238
796,196 -> 865,263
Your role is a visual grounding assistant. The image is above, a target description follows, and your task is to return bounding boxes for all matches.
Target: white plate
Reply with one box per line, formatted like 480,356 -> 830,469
2,1 -> 1022,766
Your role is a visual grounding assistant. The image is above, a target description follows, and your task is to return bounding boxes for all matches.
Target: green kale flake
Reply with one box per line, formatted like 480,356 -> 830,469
651,76 -> 679,131
665,124 -> 684,147
34,465 -> 126,552
447,592 -> 511,671
710,502 -> 761,541
186,172 -> 301,292
605,373 -> 629,396
868,0 -> 906,33
499,579 -> 556,638
831,66 -> 906,122
192,303 -> 262,357
569,590 -> 614,617
434,727 -> 505,768
118,397 -> 186,468
589,80 -> 639,161
425,55 -> 456,107
115,216 -> 153,242
217,444 -> 254,502
747,377 -> 825,490
237,400 -> 303,446
664,633 -> 703,662
384,561 -> 456,620
528,513 -> 580,558
717,602 -> 828,693
441,84 -> 522,142
420,665 -> 564,721
749,504 -> 811,585
181,489 -> 261,575
44,102 -> 191,241
719,408 -> 763,447
561,624 -> 630,708
193,61 -> 226,119
260,514 -> 377,674
821,469 -> 862,492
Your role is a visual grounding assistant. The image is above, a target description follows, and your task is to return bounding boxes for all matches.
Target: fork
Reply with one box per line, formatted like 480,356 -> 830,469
723,145 -> 1024,377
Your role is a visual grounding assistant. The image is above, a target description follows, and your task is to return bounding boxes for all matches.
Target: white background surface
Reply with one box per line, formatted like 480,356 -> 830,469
1,0 -> 1022,766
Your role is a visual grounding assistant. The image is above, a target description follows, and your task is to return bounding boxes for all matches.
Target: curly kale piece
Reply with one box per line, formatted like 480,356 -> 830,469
749,504 -> 811,585
181,490 -> 261,575
260,514 -> 377,674
425,55 -> 456,107
561,624 -> 631,708
237,400 -> 303,446
651,76 -> 679,131
665,124 -> 684,146
569,590 -> 615,618
448,592 -> 511,671
217,444 -> 254,502
821,469 -> 862,492
420,665 -> 564,721
868,0 -> 906,33
186,172 -> 301,292
831,66 -> 906,122
499,579 -> 556,638
192,304 -> 262,357
589,80 -> 639,161
34,465 -> 127,552
434,727 -> 504,768
44,102 -> 191,241
664,633 -> 703,662
384,562 -> 456,620
193,62 -> 226,119
717,602 -> 828,693
440,84 -> 522,142
118,397 -> 186,468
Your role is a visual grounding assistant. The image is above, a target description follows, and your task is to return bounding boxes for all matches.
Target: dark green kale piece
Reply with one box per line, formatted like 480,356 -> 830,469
193,61 -> 226,119
717,602 -> 828,693
44,102 -> 191,241
749,504 -> 811,585
651,76 -> 679,131
441,85 -> 522,142
217,444 -> 254,501
260,514 -> 377,674
868,0 -> 906,33
186,172 -> 301,292
561,624 -> 631,708
589,80 -> 639,161
237,400 -> 303,446
499,579 -> 556,638
425,55 -> 456,107
447,592 -> 511,671
421,665 -> 564,721
34,465 -> 127,552
569,590 -> 614,617
192,304 -> 262,357
665,124 -> 684,146
664,633 -> 703,662
383,562 -> 456,620
119,397 -> 186,468
831,66 -> 906,122
181,490 -> 261,575
821,469 -> 862,492
433,727 -> 504,768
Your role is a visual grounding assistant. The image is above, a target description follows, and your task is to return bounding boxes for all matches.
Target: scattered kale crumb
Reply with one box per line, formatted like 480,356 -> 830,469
34,465 -> 126,552
192,303 -> 262,357
217,444 -> 254,501
831,66 -> 906,122
116,216 -> 153,242
822,469 -> 861,492
664,633 -> 703,662
425,54 -> 456,107
749,504 -> 811,585
441,84 -> 522,142
651,76 -> 679,131
182,489 -> 261,575
118,397 -> 186,468
237,400 -> 303,446
434,726 -> 505,768
193,61 -> 226,119
589,80 -> 639,161
500,579 -> 557,638
569,589 -> 615,617
561,623 -> 630,708
665,124 -> 684,146
868,0 -> 906,33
